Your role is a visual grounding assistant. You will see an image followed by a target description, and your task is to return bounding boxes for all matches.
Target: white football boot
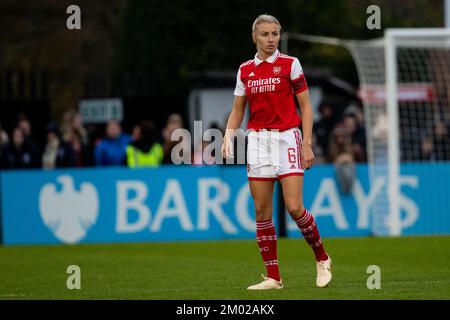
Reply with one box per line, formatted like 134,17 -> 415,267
247,274 -> 283,290
316,257 -> 332,288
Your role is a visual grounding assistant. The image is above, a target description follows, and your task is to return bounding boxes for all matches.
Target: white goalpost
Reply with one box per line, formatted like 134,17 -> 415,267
282,28 -> 450,236
385,29 -> 450,235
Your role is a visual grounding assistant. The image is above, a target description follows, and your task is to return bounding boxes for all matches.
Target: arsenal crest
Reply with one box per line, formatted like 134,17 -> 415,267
273,66 -> 281,75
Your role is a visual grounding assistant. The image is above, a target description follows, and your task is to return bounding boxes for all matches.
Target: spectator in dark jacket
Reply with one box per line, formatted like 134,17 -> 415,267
342,105 -> 367,162
161,113 -> 185,164
66,129 -> 94,167
314,101 -> 338,154
42,123 -> 76,169
95,120 -> 131,166
433,120 -> 450,160
0,127 -> 41,169
16,114 -> 41,162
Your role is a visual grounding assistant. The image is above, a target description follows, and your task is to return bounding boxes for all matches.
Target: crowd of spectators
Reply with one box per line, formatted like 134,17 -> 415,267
0,111 -> 184,170
415,120 -> 450,161
312,101 -> 368,193
2,100 -> 449,174
313,101 -> 367,165
312,100 -> 450,192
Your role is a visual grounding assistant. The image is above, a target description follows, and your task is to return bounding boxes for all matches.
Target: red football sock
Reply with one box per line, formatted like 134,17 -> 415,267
256,220 -> 280,281
294,209 -> 329,262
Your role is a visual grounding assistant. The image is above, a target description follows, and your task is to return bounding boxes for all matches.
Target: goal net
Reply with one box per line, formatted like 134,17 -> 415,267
283,29 -> 450,236
348,29 -> 450,235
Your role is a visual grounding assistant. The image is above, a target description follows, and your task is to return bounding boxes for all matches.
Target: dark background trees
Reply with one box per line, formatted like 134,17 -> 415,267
0,0 -> 444,120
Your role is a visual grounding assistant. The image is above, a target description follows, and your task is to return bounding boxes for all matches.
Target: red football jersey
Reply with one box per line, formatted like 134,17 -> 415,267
234,49 -> 308,131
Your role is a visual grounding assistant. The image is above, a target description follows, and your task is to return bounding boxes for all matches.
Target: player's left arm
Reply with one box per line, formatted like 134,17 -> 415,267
296,90 -> 315,169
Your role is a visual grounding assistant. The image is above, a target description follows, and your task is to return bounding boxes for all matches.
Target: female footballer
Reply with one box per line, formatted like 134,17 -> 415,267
222,14 -> 332,290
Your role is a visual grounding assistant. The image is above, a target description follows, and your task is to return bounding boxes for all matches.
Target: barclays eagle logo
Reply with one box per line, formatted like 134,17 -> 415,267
38,175 -> 99,244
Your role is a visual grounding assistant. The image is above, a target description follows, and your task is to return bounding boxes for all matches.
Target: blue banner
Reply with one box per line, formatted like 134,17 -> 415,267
400,163 -> 450,236
1,163 -> 449,245
287,165 -> 373,238
0,166 -> 278,245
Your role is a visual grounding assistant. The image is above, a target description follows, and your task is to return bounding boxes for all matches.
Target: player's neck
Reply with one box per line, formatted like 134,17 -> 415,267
256,50 -> 273,62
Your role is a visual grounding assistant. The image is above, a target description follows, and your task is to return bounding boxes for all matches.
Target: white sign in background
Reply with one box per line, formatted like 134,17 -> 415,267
79,98 -> 123,123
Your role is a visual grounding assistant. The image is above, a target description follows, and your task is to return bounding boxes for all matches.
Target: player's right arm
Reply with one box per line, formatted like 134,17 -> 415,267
222,95 -> 247,158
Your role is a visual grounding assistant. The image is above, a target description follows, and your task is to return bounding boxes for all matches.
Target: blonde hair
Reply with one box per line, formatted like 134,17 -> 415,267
252,14 -> 281,33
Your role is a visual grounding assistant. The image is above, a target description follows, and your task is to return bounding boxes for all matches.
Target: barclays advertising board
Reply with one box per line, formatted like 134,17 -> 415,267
0,166 -> 279,245
1,164 -> 449,245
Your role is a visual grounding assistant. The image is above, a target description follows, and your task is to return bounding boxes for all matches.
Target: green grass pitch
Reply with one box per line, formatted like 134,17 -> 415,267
0,236 -> 449,299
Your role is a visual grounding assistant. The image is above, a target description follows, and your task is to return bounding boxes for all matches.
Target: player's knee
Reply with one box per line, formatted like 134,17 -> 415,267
285,203 -> 304,217
254,204 -> 272,220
